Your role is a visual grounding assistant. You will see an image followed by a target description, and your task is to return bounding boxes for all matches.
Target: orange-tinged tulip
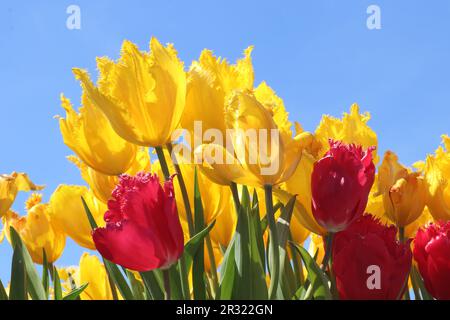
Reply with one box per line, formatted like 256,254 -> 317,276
0,172 -> 43,218
377,151 -> 427,227
2,194 -> 65,264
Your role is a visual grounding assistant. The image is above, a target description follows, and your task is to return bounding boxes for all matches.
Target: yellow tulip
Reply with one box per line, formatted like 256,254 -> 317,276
421,135 -> 450,221
49,185 -> 106,249
377,151 -> 427,227
2,194 -> 65,264
0,172 -> 43,218
77,253 -> 115,300
182,47 -> 254,138
196,90 -> 313,188
74,38 -> 186,147
277,152 -> 326,235
315,103 -> 379,163
58,94 -> 137,175
68,148 -> 151,203
59,253 -> 115,300
405,207 -> 434,239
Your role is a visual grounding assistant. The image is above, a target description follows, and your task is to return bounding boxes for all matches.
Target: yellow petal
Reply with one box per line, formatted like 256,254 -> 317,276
278,152 -> 326,235
49,185 -> 106,249
181,47 -> 254,142
75,38 -> 186,147
58,93 -> 137,175
78,253 -> 114,300
315,103 -> 379,163
2,198 -> 66,264
0,172 -> 43,218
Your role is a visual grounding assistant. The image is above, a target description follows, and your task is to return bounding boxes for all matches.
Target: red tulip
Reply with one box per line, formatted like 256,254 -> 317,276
332,214 -> 412,300
311,140 -> 375,232
413,221 -> 450,300
92,172 -> 184,272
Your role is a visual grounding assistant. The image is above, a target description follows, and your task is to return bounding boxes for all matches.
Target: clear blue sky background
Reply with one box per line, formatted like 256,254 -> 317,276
1,0 -> 449,283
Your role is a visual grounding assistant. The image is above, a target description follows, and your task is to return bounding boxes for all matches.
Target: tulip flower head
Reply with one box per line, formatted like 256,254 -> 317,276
0,172 -> 43,218
92,172 -> 184,272
74,38 -> 186,147
413,221 -> 450,300
2,193 -> 65,264
311,140 -> 376,232
333,214 -> 412,300
377,151 -> 427,227
421,135 -> 450,221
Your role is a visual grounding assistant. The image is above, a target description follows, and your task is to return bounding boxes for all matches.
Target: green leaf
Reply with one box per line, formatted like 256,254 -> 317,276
233,186 -> 251,299
103,260 -> 135,300
247,199 -> 268,299
276,195 -> 296,248
126,270 -> 146,300
53,266 -> 63,300
219,187 -> 268,300
9,227 -> 46,300
218,240 -> 236,299
42,249 -> 49,299
411,265 -> 432,300
81,196 -> 98,229
192,167 -> 206,300
250,190 -> 266,269
0,279 -> 8,300
63,283 -> 89,300
140,270 -> 164,300
183,220 -> 216,270
10,243 -> 27,300
290,242 -> 332,300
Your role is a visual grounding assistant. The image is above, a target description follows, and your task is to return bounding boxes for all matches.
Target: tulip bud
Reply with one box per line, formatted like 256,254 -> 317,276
413,221 -> 450,300
311,140 -> 375,232
92,173 -> 184,271
333,214 -> 412,300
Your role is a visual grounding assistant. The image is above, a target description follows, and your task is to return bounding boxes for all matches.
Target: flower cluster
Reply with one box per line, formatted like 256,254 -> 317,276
1,37 -> 449,301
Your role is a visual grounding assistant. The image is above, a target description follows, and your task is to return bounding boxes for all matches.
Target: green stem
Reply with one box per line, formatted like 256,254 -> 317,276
155,146 -> 171,180
163,269 -> 171,300
178,257 -> 190,300
399,226 -> 405,243
321,233 -> 334,272
107,271 -> 119,300
264,184 -> 279,300
166,143 -> 195,238
230,182 -> 241,214
205,234 -> 219,296
398,226 -> 412,300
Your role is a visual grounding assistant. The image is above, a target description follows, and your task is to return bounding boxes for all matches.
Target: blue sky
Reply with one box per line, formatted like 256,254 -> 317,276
1,0 -> 449,282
